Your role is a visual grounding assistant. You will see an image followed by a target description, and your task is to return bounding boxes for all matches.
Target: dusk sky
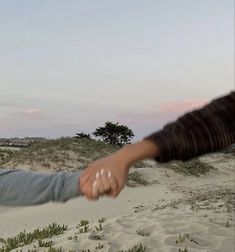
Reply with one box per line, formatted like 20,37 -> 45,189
0,1 -> 234,140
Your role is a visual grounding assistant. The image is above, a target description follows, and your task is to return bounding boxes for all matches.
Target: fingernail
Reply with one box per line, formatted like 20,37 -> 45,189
101,169 -> 104,175
96,172 -> 100,179
108,171 -> 111,178
93,181 -> 97,187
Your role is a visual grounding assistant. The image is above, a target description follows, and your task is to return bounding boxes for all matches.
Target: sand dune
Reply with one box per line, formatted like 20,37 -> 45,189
0,152 -> 234,251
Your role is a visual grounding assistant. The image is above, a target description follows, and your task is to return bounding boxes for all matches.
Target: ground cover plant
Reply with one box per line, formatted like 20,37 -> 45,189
127,171 -> 149,187
165,159 -> 215,176
119,243 -> 146,252
0,223 -> 67,252
0,138 -> 145,171
0,149 -> 15,165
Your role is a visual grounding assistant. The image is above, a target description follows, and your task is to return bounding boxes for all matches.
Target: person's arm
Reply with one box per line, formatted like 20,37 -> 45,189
81,91 -> 235,200
111,91 -> 235,165
112,140 -> 160,166
0,169 -> 81,206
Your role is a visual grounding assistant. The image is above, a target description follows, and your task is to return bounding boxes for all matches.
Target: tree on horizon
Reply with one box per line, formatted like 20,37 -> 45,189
93,121 -> 134,147
74,132 -> 91,139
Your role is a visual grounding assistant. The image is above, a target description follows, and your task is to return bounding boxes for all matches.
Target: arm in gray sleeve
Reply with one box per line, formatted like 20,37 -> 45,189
0,169 -> 81,206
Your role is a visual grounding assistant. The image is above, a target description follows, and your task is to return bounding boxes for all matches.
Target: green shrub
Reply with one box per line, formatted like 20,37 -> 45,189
0,223 -> 67,252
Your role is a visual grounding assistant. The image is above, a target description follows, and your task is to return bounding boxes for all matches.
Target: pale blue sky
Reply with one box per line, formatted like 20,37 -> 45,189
0,0 -> 234,140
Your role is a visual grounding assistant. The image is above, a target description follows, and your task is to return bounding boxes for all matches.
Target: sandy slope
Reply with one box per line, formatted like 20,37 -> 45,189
0,153 -> 234,252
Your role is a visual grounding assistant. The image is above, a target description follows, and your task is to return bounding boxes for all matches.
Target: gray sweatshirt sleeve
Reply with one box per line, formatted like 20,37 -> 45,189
0,169 -> 81,206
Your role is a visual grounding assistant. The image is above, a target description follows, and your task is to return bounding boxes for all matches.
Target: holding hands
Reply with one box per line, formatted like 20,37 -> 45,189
80,154 -> 130,200
80,140 -> 159,200
79,92 -> 234,200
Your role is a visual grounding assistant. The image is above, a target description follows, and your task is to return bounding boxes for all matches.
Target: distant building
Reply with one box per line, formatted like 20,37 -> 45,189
0,137 -> 46,147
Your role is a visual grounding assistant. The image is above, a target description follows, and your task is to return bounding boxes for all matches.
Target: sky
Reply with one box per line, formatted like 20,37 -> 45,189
0,0 -> 234,141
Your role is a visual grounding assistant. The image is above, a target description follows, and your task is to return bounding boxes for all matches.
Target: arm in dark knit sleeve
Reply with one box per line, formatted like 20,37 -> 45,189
145,91 -> 235,162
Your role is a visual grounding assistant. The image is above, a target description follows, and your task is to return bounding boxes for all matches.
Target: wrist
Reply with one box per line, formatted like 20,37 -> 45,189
114,140 -> 159,167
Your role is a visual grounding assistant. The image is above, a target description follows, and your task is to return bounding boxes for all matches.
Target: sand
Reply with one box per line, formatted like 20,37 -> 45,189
0,153 -> 234,252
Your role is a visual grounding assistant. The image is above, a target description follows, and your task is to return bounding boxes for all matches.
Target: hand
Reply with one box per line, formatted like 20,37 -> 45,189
80,140 -> 159,200
80,153 -> 130,200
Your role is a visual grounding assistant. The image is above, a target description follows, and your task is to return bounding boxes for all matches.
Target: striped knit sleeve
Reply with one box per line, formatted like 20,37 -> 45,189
145,91 -> 235,162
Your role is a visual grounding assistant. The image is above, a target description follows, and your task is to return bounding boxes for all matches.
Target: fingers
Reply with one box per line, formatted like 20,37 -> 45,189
80,156 -> 123,200
80,158 -> 103,188
80,163 -> 101,198
100,169 -> 112,193
81,171 -> 98,200
106,172 -> 118,198
92,169 -> 112,196
82,169 -> 118,200
92,171 -> 103,197
92,180 -> 99,199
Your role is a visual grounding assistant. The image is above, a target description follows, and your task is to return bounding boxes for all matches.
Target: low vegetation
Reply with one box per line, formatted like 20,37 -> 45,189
98,217 -> 106,224
76,220 -> 89,228
38,239 -> 53,247
165,159 -> 215,176
0,223 -> 67,252
0,149 -> 15,165
127,171 -> 149,187
119,243 -> 146,252
136,229 -> 150,237
176,233 -> 199,245
0,138 -> 119,170
153,188 -> 235,213
222,144 -> 235,155
178,247 -> 188,252
0,137 -> 148,172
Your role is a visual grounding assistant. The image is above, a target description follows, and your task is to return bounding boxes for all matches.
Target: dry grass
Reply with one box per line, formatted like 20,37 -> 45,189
165,159 -> 215,176
0,138 -> 149,172
0,149 -> 16,165
127,171 -> 150,187
0,138 -> 119,171
153,188 -> 235,213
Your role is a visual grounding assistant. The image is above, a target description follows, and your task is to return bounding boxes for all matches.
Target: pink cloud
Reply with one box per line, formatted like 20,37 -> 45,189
22,108 -> 46,121
24,108 -> 42,115
158,99 -> 208,114
118,98 -> 208,127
